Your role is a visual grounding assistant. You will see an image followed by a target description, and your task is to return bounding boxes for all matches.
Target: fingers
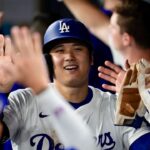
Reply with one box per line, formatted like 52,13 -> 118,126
11,26 -> 32,55
98,61 -> 121,84
0,34 -> 4,56
104,61 -> 122,73
4,36 -> 14,57
102,84 -> 116,92
32,32 -> 42,54
98,61 -> 122,81
11,26 -> 24,53
98,61 -> 124,92
21,27 -> 34,54
98,66 -> 117,80
11,26 -> 42,55
98,71 -> 116,84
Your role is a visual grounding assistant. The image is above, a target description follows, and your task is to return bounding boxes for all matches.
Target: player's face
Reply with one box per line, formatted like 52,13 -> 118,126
50,42 -> 92,87
109,13 -> 124,54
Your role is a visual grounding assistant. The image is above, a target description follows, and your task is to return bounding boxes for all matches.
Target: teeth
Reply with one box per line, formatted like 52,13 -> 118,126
65,65 -> 78,70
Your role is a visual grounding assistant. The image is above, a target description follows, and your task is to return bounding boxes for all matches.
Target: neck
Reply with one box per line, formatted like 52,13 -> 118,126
123,45 -> 150,65
54,81 -> 89,103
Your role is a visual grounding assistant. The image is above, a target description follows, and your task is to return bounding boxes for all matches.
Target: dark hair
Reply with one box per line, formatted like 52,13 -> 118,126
44,54 -> 54,82
30,12 -> 60,41
114,0 -> 150,49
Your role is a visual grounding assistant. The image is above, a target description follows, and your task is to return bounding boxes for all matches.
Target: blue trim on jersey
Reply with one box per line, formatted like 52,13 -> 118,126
115,114 -> 150,129
127,115 -> 150,129
69,87 -> 93,109
131,115 -> 145,129
129,132 -> 150,150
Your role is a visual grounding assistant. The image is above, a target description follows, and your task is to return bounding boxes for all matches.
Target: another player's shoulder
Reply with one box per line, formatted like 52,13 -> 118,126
90,86 -> 116,102
8,88 -> 34,106
9,88 -> 33,99
89,86 -> 117,115
8,83 -> 54,105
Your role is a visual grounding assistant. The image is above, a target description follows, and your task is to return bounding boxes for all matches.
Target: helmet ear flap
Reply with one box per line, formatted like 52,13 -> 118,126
44,54 -> 54,82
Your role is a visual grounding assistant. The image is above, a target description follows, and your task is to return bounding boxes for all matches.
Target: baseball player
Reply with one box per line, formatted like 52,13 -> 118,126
0,26 -> 95,150
0,18 -> 150,150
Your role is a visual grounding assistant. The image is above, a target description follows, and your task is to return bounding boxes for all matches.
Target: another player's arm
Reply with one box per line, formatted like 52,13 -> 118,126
126,127 -> 150,150
63,0 -> 110,45
37,87 -> 96,150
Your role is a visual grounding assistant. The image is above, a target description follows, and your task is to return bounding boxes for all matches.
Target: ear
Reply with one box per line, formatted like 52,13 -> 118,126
122,33 -> 132,47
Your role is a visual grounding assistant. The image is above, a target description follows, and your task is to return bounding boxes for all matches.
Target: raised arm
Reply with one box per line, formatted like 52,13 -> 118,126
1,27 -> 97,149
63,0 -> 110,45
0,35 -> 16,92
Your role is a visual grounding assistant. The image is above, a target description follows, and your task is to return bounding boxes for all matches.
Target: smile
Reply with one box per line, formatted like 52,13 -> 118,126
64,65 -> 78,70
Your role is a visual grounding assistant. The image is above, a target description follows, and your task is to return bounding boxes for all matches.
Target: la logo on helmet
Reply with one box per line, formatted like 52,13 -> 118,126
59,21 -> 70,33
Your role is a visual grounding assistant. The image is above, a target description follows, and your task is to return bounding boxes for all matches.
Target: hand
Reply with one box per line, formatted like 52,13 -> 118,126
0,34 -> 16,92
98,61 -> 126,92
10,26 -> 50,94
1,27 -> 50,94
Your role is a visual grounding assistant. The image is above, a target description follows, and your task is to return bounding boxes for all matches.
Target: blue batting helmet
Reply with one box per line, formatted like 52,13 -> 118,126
43,18 -> 92,53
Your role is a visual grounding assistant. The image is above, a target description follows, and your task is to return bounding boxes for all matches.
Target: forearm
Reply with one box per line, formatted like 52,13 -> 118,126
37,86 -> 96,150
63,0 -> 110,44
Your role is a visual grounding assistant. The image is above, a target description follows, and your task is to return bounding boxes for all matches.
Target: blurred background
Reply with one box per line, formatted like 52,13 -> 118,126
0,0 -> 102,28
0,0 -> 114,88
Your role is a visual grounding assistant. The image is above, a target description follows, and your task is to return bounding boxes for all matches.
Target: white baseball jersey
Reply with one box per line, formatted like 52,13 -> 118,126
3,84 -> 150,150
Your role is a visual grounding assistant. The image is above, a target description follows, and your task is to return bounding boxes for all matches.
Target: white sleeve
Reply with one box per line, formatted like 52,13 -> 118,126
121,124 -> 150,150
36,86 -> 97,150
129,127 -> 150,150
2,89 -> 32,141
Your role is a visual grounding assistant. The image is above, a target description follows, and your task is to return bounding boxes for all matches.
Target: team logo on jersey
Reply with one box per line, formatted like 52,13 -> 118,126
59,21 -> 70,33
30,134 -> 65,150
30,134 -> 54,149
96,132 -> 116,149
